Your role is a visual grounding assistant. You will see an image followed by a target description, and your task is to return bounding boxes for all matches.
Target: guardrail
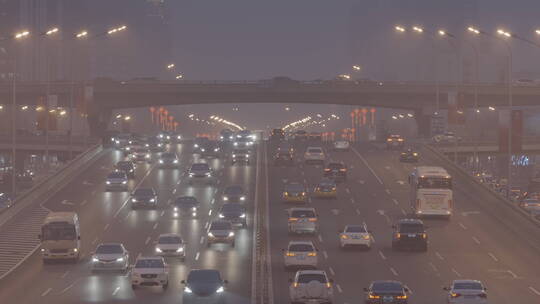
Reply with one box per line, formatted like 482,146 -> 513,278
0,143 -> 104,227
424,144 -> 540,227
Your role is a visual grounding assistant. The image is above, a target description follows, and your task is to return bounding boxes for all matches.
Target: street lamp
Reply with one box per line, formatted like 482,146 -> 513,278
352,65 -> 361,71
167,63 -> 175,69
395,25 -> 406,32
175,74 -> 183,80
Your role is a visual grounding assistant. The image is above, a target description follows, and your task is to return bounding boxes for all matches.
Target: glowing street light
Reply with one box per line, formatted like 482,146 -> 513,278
352,65 -> 361,71
497,29 -> 512,38
467,26 -> 480,35
488,106 -> 496,111
15,31 -> 30,39
395,25 -> 406,33
46,27 -> 59,36
438,30 -> 447,36
167,63 -> 175,69
108,25 -> 127,35
412,26 -> 424,33
76,30 -> 88,38
124,116 -> 131,121
175,74 -> 183,80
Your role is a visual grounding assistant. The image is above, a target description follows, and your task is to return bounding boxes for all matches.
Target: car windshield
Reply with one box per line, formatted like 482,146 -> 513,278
399,223 -> 424,233
161,152 -> 175,158
327,163 -> 343,169
108,172 -> 125,179
191,164 -> 210,171
42,224 -> 76,241
345,225 -> 367,233
289,244 -> 314,252
236,138 -> 250,142
176,197 -> 197,205
96,244 -> 123,254
454,282 -> 483,290
135,259 -> 164,268
291,210 -> 315,218
134,189 -> 154,196
221,204 -> 245,213
297,274 -> 326,284
418,177 -> 452,189
135,149 -> 147,153
286,184 -> 304,192
116,162 -> 132,169
372,282 -> 403,293
319,180 -> 335,187
307,148 -> 322,153
158,236 -> 182,244
210,221 -> 232,230
187,270 -> 221,284
233,149 -> 249,154
225,186 -> 244,195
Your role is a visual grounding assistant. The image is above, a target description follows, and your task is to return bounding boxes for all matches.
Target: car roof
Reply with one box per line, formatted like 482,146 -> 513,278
136,256 -> 164,261
397,218 -> 424,224
452,279 -> 483,284
158,233 -> 181,238
97,242 -> 124,247
288,240 -> 314,246
289,207 -> 316,211
297,270 -> 326,275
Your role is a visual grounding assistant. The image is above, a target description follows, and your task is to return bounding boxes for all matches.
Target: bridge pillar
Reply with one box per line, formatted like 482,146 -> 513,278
87,105 -> 112,139
414,109 -> 431,138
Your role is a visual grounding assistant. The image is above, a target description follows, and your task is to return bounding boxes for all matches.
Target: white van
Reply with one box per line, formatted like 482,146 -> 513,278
409,166 -> 453,218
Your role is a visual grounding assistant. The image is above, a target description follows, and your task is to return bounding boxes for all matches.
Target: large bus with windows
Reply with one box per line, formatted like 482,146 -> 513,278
409,166 -> 453,219
39,212 -> 81,263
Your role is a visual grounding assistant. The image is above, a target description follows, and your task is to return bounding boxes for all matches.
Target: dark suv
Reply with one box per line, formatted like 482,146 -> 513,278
323,162 -> 347,181
364,280 -> 410,304
131,188 -> 158,209
115,161 -> 136,178
391,219 -> 428,251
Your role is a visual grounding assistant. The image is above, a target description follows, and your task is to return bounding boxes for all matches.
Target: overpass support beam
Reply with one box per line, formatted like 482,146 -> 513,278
87,106 -> 111,139
414,109 -> 432,138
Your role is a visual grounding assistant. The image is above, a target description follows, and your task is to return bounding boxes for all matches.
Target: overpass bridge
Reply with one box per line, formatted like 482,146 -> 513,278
1,79 -> 539,136
0,135 -> 97,153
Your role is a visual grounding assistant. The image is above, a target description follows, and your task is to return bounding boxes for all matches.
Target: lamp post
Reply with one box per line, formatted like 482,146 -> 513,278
42,27 -> 59,172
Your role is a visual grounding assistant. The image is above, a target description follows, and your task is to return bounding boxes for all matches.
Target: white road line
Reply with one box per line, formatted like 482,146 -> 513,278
472,236 -> 481,245
488,252 -> 499,262
428,262 -> 438,272
385,189 -> 391,194
81,200 -> 88,206
41,288 -> 52,297
345,188 -> 351,194
508,270 -> 518,279
392,198 -> 399,205
329,267 -> 335,276
113,164 -> 155,218
356,208 -> 361,215
378,250 -> 387,260
390,267 -> 398,276
195,252 -> 200,260
145,237 -> 151,245
103,224 -> 109,231
60,270 -> 69,279
205,222 -> 209,229
112,287 -> 120,296
322,251 -> 328,259
318,235 -> 324,243
208,210 -> 212,216
172,189 -> 177,194
528,286 -> 540,296
153,223 -> 158,230
122,211 -> 131,222
160,210 -> 165,217
452,268 -> 462,277
350,198 -> 355,204
200,236 -> 205,244
211,198 -> 215,205
401,209 -> 407,216
92,237 -> 98,245
336,284 -> 343,293
435,252 -> 444,260
59,282 -> 76,294
458,222 -> 467,230
351,147 -> 383,184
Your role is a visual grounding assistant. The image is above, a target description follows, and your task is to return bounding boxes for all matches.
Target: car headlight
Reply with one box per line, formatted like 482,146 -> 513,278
189,173 -> 194,177
219,214 -> 224,218
159,134 -> 164,138
201,148 -> 206,152
240,196 -> 246,201
126,147 -> 131,151
132,198 -> 137,202
145,154 -> 151,158
240,213 -> 246,218
166,136 -> 170,140
177,135 -> 181,139
192,207 -> 197,211
149,198 -> 155,202
208,232 -> 214,237
115,140 -> 120,144
220,136 -> 224,139
177,247 -> 184,252
205,172 -> 211,176
216,286 -> 224,293
122,181 -> 127,184
194,144 -> 199,148
157,143 -> 162,147
155,247 -> 162,253
232,154 -> 236,158
214,148 -> 219,152
106,181 -> 111,185
129,169 -> 134,172
73,248 -> 78,253
145,144 -> 149,147
174,207 -> 178,211
184,287 -> 193,293
234,142 -> 238,146
228,232 -> 235,237
92,257 -> 99,262
159,160 -> 164,164
116,257 -> 124,262
173,159 -> 178,163
223,196 -> 229,201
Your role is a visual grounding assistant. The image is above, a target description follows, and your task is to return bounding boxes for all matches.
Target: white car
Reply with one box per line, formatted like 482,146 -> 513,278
131,256 -> 169,289
444,279 -> 487,304
105,171 -> 128,191
91,243 -> 129,272
339,224 -> 372,249
289,270 -> 334,304
304,147 -> 325,164
288,208 -> 318,234
155,233 -> 186,260
283,241 -> 318,270
333,140 -> 350,151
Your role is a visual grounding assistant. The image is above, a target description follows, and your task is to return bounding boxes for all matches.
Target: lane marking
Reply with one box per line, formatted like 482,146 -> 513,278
200,236 -> 205,244
322,250 -> 328,259
384,166 -> 391,170
392,199 -> 399,205
104,224 -> 109,231
385,189 -> 391,195
458,222 -> 467,230
452,268 -> 462,277
488,252 -> 499,262
61,270 -> 69,279
472,236 -> 481,245
81,200 -> 88,206
357,180 -> 365,185
508,270 -> 518,279
160,210 -> 165,217
401,209 -> 407,216
428,262 -> 438,272
390,267 -> 398,276
351,147 -> 383,184
211,198 -> 215,205
435,252 -> 444,260
529,286 -> 540,296
336,284 -> 343,293
113,164 -> 156,218
350,198 -> 355,204
59,281 -> 76,294
208,210 -> 212,216
205,222 -> 209,229
397,180 -> 405,185
172,189 -> 177,194
145,237 -> 151,245
329,267 -> 335,276
355,208 -> 361,215
153,223 -> 158,230
41,288 -> 52,297
195,252 -> 200,260
345,188 -> 351,194
378,250 -> 387,260
92,237 -> 98,245
318,234 -> 324,243
112,286 -> 120,296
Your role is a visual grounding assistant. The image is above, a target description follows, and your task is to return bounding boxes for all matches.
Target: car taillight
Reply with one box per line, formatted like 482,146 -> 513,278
362,235 -> 370,240
416,199 -> 421,209
289,218 -> 298,222
308,218 -> 317,222
396,233 -> 401,239
396,295 -> 407,299
324,168 -> 331,172
478,293 -> 487,298
368,293 -> 380,299
450,292 -> 461,298
293,282 -> 298,288
341,234 -> 349,239
448,199 -> 453,209
339,168 -> 346,172
422,233 -> 427,239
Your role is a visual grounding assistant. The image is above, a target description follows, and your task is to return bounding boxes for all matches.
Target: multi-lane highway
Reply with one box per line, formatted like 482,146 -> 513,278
267,140 -> 540,304
0,141 -> 255,304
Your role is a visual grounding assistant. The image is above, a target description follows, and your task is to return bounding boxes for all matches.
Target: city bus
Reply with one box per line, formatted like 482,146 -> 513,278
39,212 -> 81,263
409,166 -> 453,219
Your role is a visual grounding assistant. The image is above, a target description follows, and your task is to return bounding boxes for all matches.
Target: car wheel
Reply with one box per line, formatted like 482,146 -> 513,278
132,284 -> 138,290
162,282 -> 169,290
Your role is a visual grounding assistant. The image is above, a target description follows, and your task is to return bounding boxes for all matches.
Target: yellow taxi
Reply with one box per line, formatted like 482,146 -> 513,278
313,179 -> 337,199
